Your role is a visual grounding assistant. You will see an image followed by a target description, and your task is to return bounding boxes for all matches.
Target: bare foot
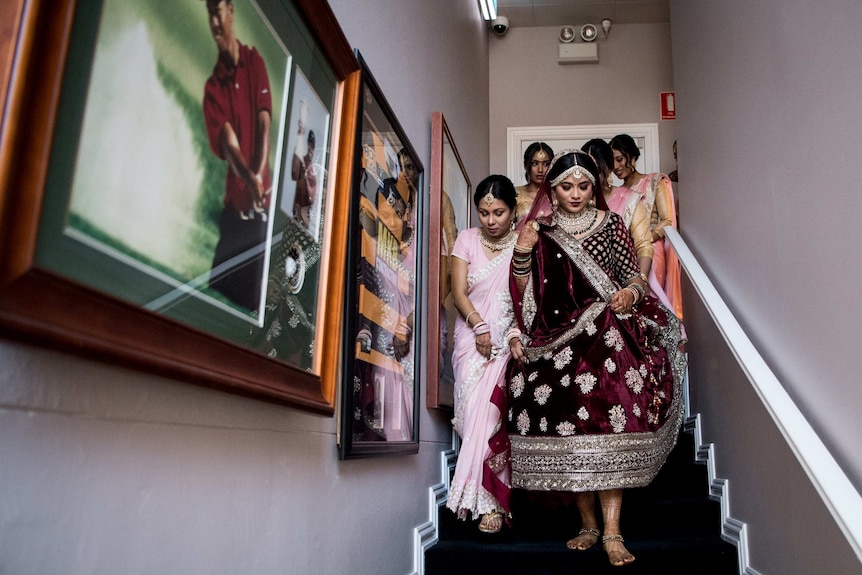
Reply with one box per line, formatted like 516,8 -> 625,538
478,511 -> 503,534
566,527 -> 600,550
603,534 -> 635,566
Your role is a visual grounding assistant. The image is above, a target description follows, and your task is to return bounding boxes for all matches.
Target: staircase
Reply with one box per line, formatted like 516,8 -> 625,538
425,429 -> 738,575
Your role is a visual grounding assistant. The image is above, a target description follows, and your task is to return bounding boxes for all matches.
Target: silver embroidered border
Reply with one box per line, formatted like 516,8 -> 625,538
621,190 -> 643,229
546,222 -> 619,301
510,384 -> 684,491
523,301 -> 606,363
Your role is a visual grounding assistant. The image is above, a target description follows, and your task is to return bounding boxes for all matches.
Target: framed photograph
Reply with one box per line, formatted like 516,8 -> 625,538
339,52 -> 424,458
278,66 -> 330,243
0,0 -> 360,414
426,112 -> 472,410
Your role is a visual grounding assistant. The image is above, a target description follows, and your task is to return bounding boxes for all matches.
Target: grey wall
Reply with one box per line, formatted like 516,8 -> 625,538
671,0 -> 862,571
489,23 -> 676,182
0,1 -> 489,574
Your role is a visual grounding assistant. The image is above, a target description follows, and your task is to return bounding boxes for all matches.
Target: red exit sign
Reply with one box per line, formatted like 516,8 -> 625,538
661,92 -> 676,120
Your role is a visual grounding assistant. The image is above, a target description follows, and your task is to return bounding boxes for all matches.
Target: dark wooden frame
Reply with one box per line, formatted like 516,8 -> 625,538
338,51 -> 424,458
426,112 -> 472,409
0,0 -> 360,415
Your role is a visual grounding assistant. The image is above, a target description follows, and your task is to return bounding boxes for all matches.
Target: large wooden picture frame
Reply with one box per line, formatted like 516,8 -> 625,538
0,0 -> 360,414
426,112 -> 471,410
339,52 -> 423,458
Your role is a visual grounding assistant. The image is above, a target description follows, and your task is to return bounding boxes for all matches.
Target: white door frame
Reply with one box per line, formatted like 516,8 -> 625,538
506,123 -> 660,186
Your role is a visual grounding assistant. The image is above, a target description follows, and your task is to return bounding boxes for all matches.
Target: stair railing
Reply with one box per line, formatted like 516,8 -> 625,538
665,227 -> 862,564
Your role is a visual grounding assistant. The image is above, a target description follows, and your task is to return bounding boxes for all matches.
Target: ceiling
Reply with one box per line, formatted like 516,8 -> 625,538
496,0 -> 670,28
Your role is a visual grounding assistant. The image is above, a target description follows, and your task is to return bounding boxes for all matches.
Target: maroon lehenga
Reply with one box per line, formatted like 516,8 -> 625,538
503,210 -> 685,492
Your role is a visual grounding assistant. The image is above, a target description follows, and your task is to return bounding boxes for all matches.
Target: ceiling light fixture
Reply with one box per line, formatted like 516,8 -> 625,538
479,0 -> 497,21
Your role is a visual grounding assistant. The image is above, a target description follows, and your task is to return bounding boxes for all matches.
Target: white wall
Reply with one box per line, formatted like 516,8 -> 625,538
489,23 -> 676,184
671,0 -> 862,571
0,1 -> 489,574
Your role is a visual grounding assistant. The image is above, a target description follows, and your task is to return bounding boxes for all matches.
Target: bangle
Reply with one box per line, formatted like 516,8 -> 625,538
626,285 -> 641,305
465,310 -> 479,327
472,321 -> 490,336
506,328 -> 521,343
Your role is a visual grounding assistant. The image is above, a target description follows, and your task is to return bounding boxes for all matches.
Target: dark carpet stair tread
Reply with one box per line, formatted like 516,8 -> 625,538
427,431 -> 738,575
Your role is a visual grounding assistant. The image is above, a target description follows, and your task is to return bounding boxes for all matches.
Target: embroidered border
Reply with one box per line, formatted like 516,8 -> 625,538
546,222 -> 619,301
523,301 -> 606,363
621,190 -> 643,229
509,392 -> 684,491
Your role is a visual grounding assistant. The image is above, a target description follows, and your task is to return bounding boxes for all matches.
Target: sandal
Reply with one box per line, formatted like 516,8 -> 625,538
566,527 -> 600,550
602,533 -> 636,566
478,511 -> 504,534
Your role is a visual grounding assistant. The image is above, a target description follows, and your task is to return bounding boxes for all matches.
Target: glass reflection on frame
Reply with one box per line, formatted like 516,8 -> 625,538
339,52 -> 423,458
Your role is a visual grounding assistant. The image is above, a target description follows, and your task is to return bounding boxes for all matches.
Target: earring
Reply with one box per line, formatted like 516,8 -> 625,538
552,197 -> 559,209
588,198 -> 596,207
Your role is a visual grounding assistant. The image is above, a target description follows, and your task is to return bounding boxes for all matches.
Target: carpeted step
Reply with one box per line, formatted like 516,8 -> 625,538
427,431 -> 738,575
426,531 -> 738,575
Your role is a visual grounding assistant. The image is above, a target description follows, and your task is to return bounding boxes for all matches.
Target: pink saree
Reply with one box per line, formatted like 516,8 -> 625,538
446,228 -> 515,519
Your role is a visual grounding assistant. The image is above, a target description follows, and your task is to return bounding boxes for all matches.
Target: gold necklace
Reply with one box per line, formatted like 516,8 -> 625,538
479,228 -> 516,251
554,207 -> 597,235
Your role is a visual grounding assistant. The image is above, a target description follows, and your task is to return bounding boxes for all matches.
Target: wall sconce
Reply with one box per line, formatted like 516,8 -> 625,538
601,18 -> 612,39
478,0 -> 497,21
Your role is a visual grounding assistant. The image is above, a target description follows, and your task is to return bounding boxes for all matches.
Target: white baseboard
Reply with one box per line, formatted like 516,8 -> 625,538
686,414 -> 763,575
409,433 -> 458,575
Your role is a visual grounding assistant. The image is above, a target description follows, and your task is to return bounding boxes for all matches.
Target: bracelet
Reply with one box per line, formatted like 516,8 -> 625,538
626,285 -> 641,305
626,281 -> 645,299
472,321 -> 490,335
464,310 -> 479,327
506,327 -> 522,343
513,243 -> 532,254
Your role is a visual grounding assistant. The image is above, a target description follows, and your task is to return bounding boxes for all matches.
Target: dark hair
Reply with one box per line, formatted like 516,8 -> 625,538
474,175 -> 517,211
522,142 -> 554,182
609,133 -> 639,172
307,130 -> 316,148
581,139 -> 613,189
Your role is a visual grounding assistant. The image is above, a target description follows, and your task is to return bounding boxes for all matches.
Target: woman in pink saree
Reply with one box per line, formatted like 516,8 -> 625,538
446,175 -> 523,534
610,134 -> 683,319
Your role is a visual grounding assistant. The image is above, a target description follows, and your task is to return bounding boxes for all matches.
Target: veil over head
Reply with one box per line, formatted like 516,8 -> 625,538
515,149 -> 609,232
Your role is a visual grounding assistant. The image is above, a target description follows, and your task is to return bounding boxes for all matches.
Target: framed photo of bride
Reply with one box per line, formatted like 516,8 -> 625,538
0,0 -> 360,414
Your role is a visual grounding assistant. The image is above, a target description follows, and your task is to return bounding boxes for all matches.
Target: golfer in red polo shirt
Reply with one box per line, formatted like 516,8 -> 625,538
203,0 -> 272,311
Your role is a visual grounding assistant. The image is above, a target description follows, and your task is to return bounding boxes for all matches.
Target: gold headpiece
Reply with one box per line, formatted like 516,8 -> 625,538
483,184 -> 496,206
535,149 -> 549,161
550,150 -> 596,187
